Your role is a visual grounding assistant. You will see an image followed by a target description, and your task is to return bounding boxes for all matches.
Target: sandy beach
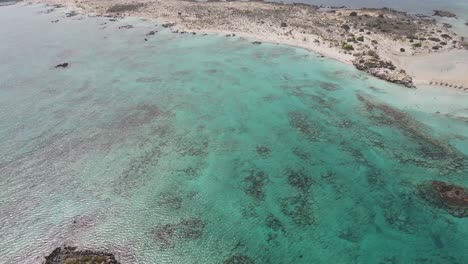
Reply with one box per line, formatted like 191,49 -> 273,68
24,0 -> 468,89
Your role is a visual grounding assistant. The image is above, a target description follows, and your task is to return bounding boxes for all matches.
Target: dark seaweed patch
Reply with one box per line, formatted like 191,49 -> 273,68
115,146 -> 162,194
224,254 -> 255,264
178,218 -> 205,240
112,104 -> 170,131
156,192 -> 182,210
177,140 -> 209,157
256,145 -> 271,157
244,170 -> 268,201
265,214 -> 284,233
281,195 -> 315,226
288,112 -> 319,141
152,217 -> 205,249
287,168 -> 313,193
339,140 -> 369,165
319,81 -> 340,91
292,147 -> 310,160
365,167 -> 385,188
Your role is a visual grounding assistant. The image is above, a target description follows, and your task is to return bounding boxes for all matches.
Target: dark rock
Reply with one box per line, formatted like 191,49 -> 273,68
252,41 -> 262,45
349,11 -> 358,17
162,22 -> 176,28
54,62 -> 69,68
146,30 -> 156,36
118,24 -> 133,29
442,23 -> 452,28
352,57 -> 414,88
280,22 -> 287,27
44,246 -> 119,264
51,20 -> 59,23
433,10 -> 456,18
418,181 -> 468,217
65,11 -> 77,17
400,48 -> 405,52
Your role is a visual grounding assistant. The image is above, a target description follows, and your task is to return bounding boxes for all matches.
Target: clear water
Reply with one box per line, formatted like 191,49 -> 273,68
1,3 -> 468,264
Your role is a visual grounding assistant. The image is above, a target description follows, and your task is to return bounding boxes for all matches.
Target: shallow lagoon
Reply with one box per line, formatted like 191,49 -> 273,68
1,4 -> 468,264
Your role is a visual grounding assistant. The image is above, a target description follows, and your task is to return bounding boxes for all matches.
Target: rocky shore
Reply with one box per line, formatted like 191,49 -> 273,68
44,246 -> 120,264
25,0 -> 468,88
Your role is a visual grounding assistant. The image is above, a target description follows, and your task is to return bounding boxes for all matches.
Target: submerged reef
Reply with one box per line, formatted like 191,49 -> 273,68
44,246 -> 119,264
357,91 -> 466,174
418,181 -> 468,218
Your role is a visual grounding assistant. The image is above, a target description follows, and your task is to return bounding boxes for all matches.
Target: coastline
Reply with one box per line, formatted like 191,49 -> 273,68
23,0 -> 468,90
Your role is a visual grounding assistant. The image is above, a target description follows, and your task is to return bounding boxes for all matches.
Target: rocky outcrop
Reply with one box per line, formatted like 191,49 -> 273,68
54,62 -> 69,68
418,181 -> 468,218
433,10 -> 457,18
44,246 -> 119,264
353,56 -> 414,88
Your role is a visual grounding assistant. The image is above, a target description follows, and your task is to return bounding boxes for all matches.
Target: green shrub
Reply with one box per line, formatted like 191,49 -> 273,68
342,44 -> 354,51
412,43 -> 422,48
441,34 -> 452,39
357,36 -> 364,42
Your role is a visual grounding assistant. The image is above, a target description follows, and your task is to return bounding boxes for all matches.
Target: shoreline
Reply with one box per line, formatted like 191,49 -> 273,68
23,0 -> 468,90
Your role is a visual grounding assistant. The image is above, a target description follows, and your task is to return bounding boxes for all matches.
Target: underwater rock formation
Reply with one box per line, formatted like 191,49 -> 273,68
433,10 -> 457,18
418,181 -> 468,218
44,246 -> 119,264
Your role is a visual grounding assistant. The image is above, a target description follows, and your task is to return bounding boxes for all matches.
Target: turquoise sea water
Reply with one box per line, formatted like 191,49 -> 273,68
1,3 -> 468,264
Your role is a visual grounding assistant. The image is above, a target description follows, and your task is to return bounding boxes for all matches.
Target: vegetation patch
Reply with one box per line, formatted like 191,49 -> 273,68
107,3 -> 145,13
342,43 -> 354,50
